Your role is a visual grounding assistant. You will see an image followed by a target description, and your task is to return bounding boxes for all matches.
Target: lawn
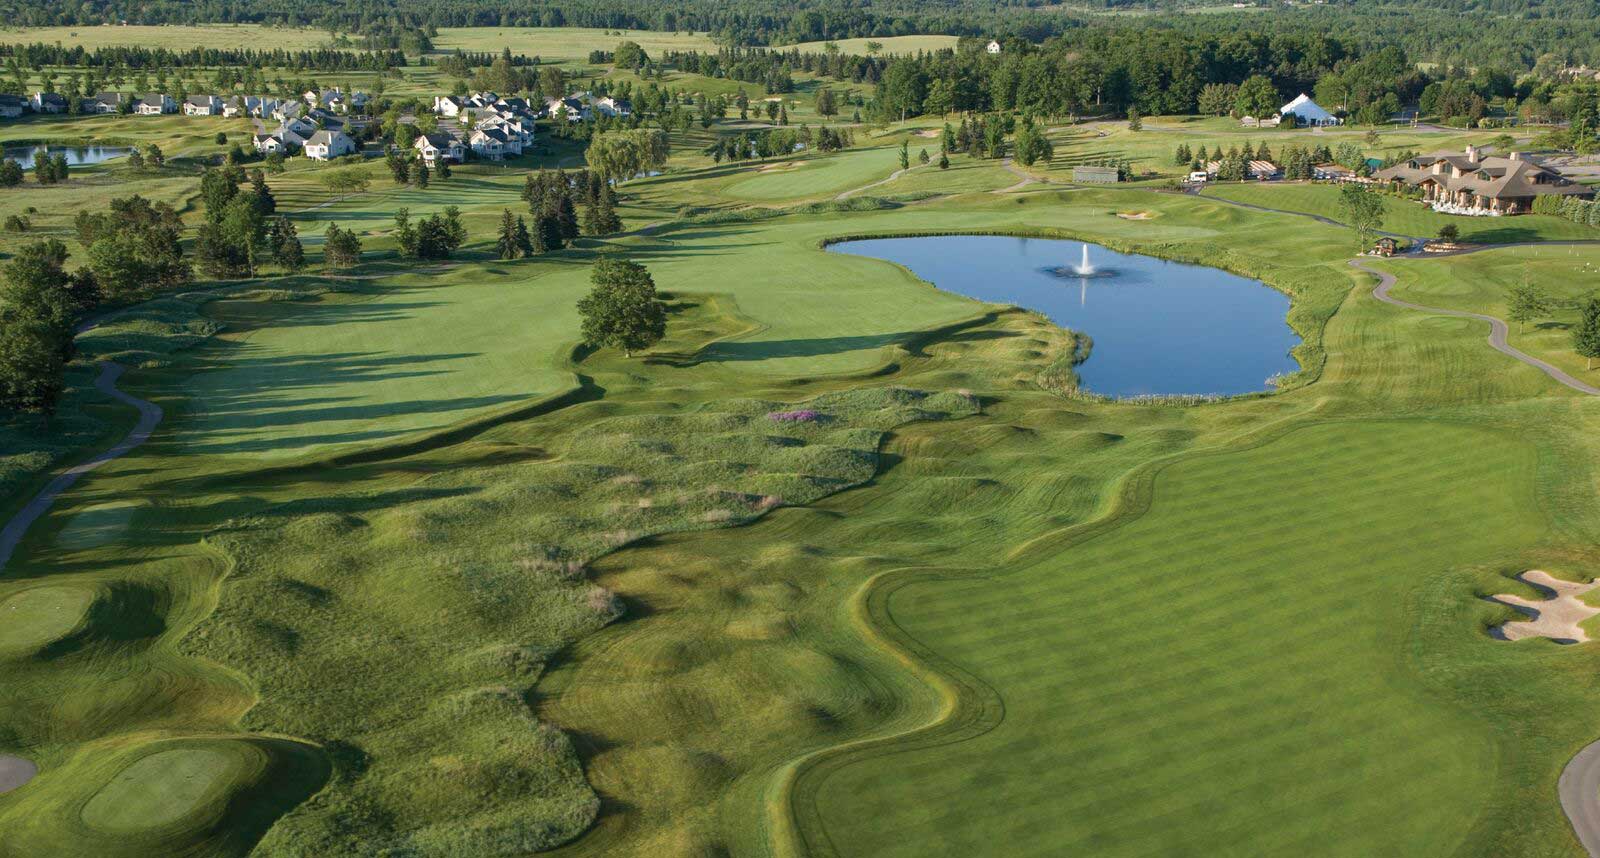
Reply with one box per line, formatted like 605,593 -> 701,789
7,135 -> 1600,858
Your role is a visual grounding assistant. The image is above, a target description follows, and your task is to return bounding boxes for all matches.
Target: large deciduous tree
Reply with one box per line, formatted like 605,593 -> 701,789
577,257 -> 666,358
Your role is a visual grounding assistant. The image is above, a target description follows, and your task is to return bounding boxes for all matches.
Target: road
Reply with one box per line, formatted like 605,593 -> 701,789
0,362 -> 163,573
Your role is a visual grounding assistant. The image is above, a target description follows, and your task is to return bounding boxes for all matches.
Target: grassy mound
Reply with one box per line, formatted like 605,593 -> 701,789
0,586 -> 95,658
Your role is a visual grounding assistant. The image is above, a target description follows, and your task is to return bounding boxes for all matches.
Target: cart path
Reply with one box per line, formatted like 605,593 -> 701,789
1563,740 -> 1600,857
1354,259 -> 1600,395
0,362 -> 163,573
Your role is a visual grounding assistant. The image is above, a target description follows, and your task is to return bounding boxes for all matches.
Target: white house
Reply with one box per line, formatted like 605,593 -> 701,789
30,92 -> 67,114
84,92 -> 123,114
470,126 -> 523,159
986,40 -> 1002,54
253,133 -> 286,155
304,129 -> 356,161
134,93 -> 175,115
184,95 -> 224,116
1280,93 -> 1339,127
593,96 -> 631,118
414,132 -> 465,165
282,115 -> 317,137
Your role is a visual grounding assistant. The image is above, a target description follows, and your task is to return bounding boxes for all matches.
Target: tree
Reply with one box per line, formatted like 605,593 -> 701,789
815,87 -> 837,118
386,151 -> 411,185
577,257 -> 666,357
415,159 -> 430,189
323,224 -> 362,268
1338,183 -> 1384,251
938,151 -> 950,170
586,128 -> 670,182
1437,223 -> 1460,243
1505,282 -> 1549,333
200,167 -> 238,221
1235,75 -> 1280,120
1575,297 -> 1600,370
393,208 -> 419,258
496,209 -> 521,260
584,190 -> 622,236
0,241 -> 77,417
268,217 -> 304,271
899,140 -> 910,170
1127,107 -> 1141,132
0,159 -> 22,187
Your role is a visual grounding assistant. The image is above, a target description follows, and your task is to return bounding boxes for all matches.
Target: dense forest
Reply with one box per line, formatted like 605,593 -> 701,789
1,0 -> 1600,67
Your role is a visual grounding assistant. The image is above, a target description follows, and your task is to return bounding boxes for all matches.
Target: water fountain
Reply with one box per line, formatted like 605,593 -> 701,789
1044,243 -> 1117,280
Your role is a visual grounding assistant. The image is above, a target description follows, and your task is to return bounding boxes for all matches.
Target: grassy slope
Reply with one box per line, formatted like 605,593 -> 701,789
4,130 -> 1600,858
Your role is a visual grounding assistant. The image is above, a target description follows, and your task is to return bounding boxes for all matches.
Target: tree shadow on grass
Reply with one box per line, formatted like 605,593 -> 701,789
1466,226 -> 1549,243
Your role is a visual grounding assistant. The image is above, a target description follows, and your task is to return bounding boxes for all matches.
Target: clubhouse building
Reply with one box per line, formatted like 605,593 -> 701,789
1372,145 -> 1592,215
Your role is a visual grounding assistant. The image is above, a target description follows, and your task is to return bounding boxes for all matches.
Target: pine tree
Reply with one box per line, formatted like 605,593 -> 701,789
496,208 -> 520,260
415,159 -> 430,189
513,216 -> 534,257
1575,297 -> 1600,370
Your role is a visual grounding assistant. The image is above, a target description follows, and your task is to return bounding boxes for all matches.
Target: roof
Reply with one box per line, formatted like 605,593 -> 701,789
1373,149 -> 1591,201
307,130 -> 348,146
416,132 -> 461,148
1279,93 -> 1334,122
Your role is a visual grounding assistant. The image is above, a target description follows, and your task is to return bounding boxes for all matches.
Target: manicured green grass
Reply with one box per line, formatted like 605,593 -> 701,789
1203,181 -> 1600,242
722,145 -> 908,201
0,585 -> 93,656
0,24 -> 319,51
6,136 -> 1600,858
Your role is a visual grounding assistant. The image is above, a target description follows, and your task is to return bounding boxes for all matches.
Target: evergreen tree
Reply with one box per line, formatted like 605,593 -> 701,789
1576,297 -> 1600,370
323,224 -> 362,268
415,159 -> 430,189
0,241 -> 77,418
513,216 -> 534,258
938,151 -> 950,170
0,159 -> 21,187
496,208 -> 520,260
393,208 -> 419,257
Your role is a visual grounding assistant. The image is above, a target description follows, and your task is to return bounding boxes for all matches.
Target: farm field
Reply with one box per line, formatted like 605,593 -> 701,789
4,43 -> 1600,858
780,35 -> 960,54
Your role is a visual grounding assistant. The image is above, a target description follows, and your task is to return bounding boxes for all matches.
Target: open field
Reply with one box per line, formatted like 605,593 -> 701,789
6,103 -> 1600,858
431,27 -> 717,64
780,35 -> 960,54
0,24 -> 320,51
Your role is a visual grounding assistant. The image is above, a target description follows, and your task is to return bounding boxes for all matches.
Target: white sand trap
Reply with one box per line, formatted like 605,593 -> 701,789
0,755 -> 37,794
1490,571 -> 1600,644
1116,211 -> 1154,220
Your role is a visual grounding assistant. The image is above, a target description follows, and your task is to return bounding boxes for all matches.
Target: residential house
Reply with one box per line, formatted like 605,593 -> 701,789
303,129 -> 356,161
223,95 -> 249,117
30,92 -> 67,114
544,95 -> 590,122
184,94 -> 224,116
83,92 -> 123,114
275,126 -> 311,150
593,96 -> 631,118
1312,163 -> 1356,181
476,114 -> 534,148
282,115 -> 317,137
1372,145 -> 1593,214
469,126 -> 520,159
272,100 -> 305,123
986,40 -> 1002,54
133,93 -> 175,115
0,95 -> 24,118
414,131 -> 465,165
434,95 -> 466,118
253,133 -> 287,155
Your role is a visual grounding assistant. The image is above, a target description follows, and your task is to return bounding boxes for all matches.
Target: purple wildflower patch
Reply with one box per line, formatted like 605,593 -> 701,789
767,409 -> 822,423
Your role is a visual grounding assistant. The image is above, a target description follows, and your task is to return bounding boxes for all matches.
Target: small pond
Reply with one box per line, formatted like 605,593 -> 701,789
3,144 -> 134,169
828,235 -> 1301,398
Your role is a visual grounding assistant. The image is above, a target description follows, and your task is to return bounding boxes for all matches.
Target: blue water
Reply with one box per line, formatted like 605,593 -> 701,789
828,235 -> 1300,398
3,144 -> 134,168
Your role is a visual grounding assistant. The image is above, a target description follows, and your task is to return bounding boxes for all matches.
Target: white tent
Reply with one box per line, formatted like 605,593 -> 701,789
1279,93 -> 1339,126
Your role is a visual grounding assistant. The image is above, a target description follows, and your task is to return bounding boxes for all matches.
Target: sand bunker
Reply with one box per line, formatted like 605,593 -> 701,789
0,755 -> 37,794
1489,571 -> 1600,644
1117,211 -> 1155,220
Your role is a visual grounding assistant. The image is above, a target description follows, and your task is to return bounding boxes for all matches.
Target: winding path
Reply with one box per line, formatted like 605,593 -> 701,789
0,362 -> 163,573
1353,259 -> 1600,396
1359,255 -> 1600,851
1563,743 -> 1600,857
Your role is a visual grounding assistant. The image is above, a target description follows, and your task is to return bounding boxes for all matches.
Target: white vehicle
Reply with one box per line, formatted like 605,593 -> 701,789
1188,171 -> 1210,183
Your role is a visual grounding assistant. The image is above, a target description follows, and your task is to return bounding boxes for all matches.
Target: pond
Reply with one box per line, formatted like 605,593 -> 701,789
828,235 -> 1301,398
3,144 -> 135,169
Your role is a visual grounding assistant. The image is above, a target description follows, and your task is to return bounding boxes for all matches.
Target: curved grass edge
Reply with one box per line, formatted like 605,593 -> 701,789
814,224 -> 1345,398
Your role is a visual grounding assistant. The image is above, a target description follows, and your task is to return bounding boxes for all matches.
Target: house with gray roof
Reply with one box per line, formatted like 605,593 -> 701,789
1373,145 -> 1592,214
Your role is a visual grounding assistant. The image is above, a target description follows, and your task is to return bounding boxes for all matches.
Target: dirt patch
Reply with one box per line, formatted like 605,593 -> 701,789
0,755 -> 37,794
1489,570 -> 1600,644
1116,211 -> 1155,220
915,129 -> 940,138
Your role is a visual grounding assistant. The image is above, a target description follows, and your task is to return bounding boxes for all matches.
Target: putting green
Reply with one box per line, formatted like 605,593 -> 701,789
0,586 -> 94,657
57,502 -> 140,550
80,746 -> 250,834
